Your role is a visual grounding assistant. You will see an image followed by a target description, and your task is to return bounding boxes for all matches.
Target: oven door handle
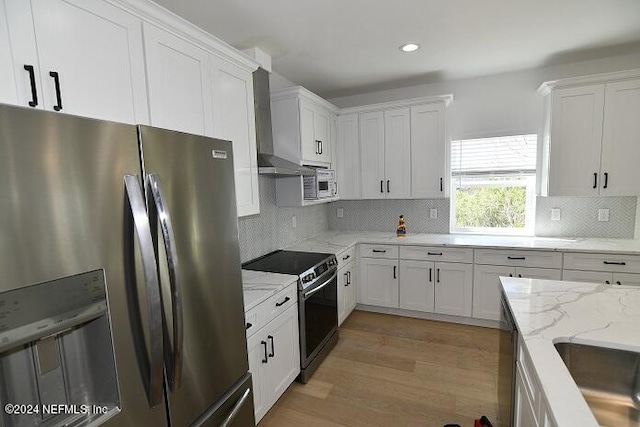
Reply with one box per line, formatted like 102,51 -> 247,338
303,271 -> 338,300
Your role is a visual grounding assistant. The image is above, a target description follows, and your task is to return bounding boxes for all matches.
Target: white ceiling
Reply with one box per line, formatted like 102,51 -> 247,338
152,0 -> 640,98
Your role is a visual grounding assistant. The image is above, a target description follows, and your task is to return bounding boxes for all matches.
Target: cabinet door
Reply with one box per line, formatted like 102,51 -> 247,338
612,272 -> 640,287
0,0 -> 18,105
265,305 -> 300,407
473,265 -> 514,321
246,332 -> 268,422
359,111 -> 385,199
210,57 -> 259,216
399,260 -> 435,312
384,108 -> 411,199
299,98 -> 317,162
337,265 -> 348,325
515,267 -> 562,281
435,262 -> 473,317
29,0 -> 148,123
337,114 -> 361,199
600,79 -> 640,196
515,366 -> 538,427
359,258 -> 398,308
143,22 -> 213,135
411,103 -> 445,198
549,85 -> 605,196
562,269 -> 611,284
345,262 -> 357,315
315,106 -> 331,163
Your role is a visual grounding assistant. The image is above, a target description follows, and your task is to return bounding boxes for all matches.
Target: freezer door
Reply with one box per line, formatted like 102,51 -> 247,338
0,104 -> 168,426
138,126 -> 249,426
193,373 -> 255,427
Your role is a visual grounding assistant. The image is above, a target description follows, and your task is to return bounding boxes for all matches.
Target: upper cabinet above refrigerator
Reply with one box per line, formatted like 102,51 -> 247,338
1,0 -> 149,124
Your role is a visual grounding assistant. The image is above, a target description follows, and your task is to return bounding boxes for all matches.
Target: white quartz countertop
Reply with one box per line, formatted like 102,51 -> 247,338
241,270 -> 298,312
501,277 -> 640,426
286,230 -> 640,255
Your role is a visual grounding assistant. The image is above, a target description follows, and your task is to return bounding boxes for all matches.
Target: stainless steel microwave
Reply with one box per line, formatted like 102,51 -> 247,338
303,169 -> 336,200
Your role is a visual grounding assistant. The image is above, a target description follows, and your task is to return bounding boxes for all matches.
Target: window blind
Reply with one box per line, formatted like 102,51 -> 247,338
451,134 -> 537,176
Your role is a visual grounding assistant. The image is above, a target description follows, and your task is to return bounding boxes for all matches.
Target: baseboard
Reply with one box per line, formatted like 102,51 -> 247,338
354,304 -> 503,329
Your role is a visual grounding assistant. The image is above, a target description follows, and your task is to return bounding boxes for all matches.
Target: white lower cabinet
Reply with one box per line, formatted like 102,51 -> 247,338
338,259 -> 357,325
247,303 -> 300,422
358,257 -> 399,308
563,269 -> 640,287
433,262 -> 473,317
474,265 -> 561,321
515,366 -> 538,427
399,260 -> 435,312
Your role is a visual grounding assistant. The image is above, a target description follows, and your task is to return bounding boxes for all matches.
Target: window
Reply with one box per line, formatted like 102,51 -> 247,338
450,134 -> 537,235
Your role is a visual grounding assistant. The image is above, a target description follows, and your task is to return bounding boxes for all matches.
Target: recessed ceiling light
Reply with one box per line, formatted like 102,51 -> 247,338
400,43 -> 419,53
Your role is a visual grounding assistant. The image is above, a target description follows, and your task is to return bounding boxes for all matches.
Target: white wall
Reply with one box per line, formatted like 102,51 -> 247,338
269,71 -> 297,91
329,52 -> 640,141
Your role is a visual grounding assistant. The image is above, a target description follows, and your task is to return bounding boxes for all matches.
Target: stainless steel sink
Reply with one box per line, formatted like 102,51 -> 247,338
554,342 -> 640,426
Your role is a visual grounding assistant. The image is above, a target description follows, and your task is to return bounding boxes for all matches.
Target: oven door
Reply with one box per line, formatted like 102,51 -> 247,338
299,269 -> 338,368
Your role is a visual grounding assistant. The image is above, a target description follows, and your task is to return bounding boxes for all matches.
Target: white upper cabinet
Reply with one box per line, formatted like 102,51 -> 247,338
271,87 -> 336,167
4,0 -> 148,124
360,111 -> 386,199
143,23 -> 214,136
384,108 -> 411,199
210,56 -> 259,216
0,0 -> 17,104
336,114 -> 361,199
541,70 -> 640,197
600,78 -> 640,196
411,103 -> 446,198
548,85 -> 605,196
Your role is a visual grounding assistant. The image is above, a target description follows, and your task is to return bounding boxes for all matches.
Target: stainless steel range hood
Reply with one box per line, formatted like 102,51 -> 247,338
253,67 -> 315,176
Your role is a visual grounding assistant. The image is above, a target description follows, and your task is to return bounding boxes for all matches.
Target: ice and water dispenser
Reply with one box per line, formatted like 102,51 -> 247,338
0,270 -> 120,426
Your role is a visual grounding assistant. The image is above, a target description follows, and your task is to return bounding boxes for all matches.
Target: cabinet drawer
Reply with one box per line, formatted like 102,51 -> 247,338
564,252 -> 640,274
246,283 -> 298,338
517,337 -> 541,415
359,244 -> 398,259
474,249 -> 562,269
244,306 -> 260,338
400,246 -> 473,263
613,272 -> 640,287
337,246 -> 356,268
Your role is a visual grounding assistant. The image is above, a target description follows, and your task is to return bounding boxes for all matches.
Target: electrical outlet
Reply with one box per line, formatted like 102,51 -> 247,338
429,208 -> 438,219
551,208 -> 561,221
337,208 -> 344,218
597,209 -> 610,222
292,215 -> 297,228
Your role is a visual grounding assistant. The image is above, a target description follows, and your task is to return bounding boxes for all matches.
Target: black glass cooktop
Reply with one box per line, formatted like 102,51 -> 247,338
242,250 -> 333,276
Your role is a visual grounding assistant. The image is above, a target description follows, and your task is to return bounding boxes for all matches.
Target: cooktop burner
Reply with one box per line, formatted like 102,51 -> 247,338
242,250 -> 334,276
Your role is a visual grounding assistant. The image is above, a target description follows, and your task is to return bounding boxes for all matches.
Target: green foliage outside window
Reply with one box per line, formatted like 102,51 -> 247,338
456,186 -> 526,228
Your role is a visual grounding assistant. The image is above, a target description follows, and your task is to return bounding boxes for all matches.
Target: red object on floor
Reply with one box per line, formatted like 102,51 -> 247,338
474,421 -> 482,427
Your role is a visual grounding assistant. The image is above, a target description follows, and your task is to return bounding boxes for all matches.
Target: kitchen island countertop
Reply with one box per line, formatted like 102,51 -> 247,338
500,276 -> 640,426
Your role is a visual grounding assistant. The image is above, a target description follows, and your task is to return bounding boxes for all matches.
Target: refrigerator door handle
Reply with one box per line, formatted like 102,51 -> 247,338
220,387 -> 251,427
146,173 -> 184,391
124,175 -> 164,407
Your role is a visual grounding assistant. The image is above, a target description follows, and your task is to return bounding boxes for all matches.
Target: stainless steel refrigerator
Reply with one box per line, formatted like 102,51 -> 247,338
0,104 -> 254,427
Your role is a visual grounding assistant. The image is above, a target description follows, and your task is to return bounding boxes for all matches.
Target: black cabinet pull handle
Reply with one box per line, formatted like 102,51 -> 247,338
428,252 -> 443,256
275,296 -> 290,307
372,249 -> 386,253
616,281 -> 622,286
261,341 -> 268,363
393,266 -> 397,279
344,272 -> 349,286
518,274 -> 522,278
24,65 -> 38,107
267,335 -> 275,357
603,172 -> 608,189
603,261 -> 626,266
347,271 -> 351,284
436,268 -> 440,283
440,177 -> 443,192
315,140 -> 320,154
507,256 -> 525,260
245,322 -> 252,330
380,180 -> 384,193
509,273 -> 513,277
49,71 -> 62,111
606,280 -> 610,284
593,172 -> 598,189
387,180 -> 390,193
319,140 -> 323,154
342,255 -> 350,261
429,268 -> 432,282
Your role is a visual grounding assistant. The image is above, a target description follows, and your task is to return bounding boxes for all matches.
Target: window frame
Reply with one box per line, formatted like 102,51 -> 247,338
449,133 -> 538,236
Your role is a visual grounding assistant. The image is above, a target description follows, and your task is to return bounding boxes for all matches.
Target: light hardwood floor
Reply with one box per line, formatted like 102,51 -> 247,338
259,310 -> 510,427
